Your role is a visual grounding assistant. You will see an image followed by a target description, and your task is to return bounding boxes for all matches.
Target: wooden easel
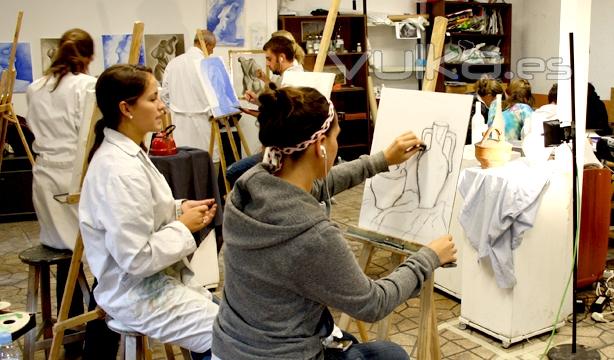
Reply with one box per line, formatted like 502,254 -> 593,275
0,11 -> 35,172
195,29 -> 251,193
336,16 -> 449,360
48,22 -> 146,360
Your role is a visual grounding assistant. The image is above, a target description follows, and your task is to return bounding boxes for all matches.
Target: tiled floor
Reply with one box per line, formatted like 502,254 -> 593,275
1,183 -> 614,359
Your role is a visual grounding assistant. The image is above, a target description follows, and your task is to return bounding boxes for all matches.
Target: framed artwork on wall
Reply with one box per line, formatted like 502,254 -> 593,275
40,38 -> 60,73
206,0 -> 246,46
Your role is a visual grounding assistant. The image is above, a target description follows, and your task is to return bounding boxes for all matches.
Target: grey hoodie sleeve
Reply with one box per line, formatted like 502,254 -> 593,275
292,222 -> 440,323
311,151 -> 389,202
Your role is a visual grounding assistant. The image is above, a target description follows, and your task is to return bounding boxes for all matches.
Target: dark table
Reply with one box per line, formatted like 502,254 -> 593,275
150,147 -> 223,251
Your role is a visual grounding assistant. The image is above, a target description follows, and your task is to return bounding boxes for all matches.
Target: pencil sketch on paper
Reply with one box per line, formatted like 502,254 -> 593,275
358,88 -> 472,245
144,34 -> 185,82
40,38 -> 60,73
229,50 -> 267,97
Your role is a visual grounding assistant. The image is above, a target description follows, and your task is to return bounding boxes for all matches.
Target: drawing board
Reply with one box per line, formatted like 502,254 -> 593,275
359,87 -> 473,245
228,50 -> 267,98
281,71 -> 335,100
195,55 -> 240,119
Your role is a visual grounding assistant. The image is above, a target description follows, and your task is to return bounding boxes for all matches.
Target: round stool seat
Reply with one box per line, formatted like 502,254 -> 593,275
18,245 -> 73,265
106,317 -> 143,337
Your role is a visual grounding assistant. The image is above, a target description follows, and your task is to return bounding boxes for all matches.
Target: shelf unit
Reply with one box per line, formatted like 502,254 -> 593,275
279,15 -> 372,160
418,0 -> 512,92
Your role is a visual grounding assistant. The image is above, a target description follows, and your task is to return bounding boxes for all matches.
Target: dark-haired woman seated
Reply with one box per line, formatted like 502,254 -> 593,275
212,86 -> 457,360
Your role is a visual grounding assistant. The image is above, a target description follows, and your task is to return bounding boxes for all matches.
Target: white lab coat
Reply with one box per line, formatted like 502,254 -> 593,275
26,73 -> 96,250
162,46 -> 220,162
79,128 -> 218,352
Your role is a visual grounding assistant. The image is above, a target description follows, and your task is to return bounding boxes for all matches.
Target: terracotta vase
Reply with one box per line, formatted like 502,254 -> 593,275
416,122 -> 456,209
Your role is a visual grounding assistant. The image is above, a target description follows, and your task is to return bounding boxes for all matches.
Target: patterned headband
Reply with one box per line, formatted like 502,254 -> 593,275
263,101 -> 335,172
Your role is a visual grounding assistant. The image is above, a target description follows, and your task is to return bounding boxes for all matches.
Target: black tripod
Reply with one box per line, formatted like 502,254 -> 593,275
546,32 -> 600,360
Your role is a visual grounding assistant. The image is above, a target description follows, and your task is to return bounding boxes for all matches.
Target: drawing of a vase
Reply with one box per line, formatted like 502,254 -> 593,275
370,164 -> 408,209
416,122 -> 456,209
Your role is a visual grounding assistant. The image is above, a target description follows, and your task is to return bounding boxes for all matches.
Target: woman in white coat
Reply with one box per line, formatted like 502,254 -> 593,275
79,64 -> 219,359
26,28 -> 96,357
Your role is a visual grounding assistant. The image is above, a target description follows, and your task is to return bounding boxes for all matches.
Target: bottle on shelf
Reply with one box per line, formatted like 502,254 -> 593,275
356,42 -> 362,53
335,34 -> 345,53
471,102 -> 486,144
0,331 -> 21,360
313,35 -> 321,54
306,35 -> 314,54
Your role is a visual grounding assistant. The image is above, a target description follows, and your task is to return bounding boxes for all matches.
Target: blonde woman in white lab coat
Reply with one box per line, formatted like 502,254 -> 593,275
26,28 -> 96,356
79,64 -> 218,358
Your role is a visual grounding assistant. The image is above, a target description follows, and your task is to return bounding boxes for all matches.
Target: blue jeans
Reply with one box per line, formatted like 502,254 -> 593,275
226,153 -> 263,187
190,349 -> 211,360
324,331 -> 409,360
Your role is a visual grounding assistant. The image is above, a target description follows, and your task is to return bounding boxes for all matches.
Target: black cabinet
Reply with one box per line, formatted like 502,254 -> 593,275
0,155 -> 36,222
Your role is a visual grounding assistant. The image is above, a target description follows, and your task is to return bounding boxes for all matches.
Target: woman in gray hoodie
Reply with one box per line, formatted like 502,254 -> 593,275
212,86 -> 456,360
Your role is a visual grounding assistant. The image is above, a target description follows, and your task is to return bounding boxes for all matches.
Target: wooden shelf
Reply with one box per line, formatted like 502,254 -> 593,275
305,52 -> 366,57
448,32 -> 505,38
332,86 -> 365,93
279,14 -> 372,160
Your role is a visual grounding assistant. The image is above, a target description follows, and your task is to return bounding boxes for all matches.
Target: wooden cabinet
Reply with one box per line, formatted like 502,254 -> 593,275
278,15 -> 372,160
418,0 -> 512,93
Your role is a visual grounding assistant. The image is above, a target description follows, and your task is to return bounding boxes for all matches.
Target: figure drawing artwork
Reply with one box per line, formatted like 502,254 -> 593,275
145,34 -> 185,82
0,42 -> 33,93
207,0 -> 245,46
102,34 -> 145,69
40,38 -> 60,73
359,88 -> 473,244
196,56 -> 240,119
229,50 -> 267,97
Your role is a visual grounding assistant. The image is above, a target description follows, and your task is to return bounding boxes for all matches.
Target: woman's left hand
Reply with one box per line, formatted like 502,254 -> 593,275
383,131 -> 423,166
181,199 -> 215,214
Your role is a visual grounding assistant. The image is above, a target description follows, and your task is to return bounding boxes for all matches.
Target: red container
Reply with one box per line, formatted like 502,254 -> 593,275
577,168 -> 611,288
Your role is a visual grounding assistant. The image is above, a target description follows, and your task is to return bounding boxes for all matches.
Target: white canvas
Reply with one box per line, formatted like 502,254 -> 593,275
281,71 -> 335,100
359,87 -> 473,245
195,56 -> 241,119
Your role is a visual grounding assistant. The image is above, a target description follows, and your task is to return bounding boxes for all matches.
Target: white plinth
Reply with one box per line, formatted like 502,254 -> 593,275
458,160 -> 573,347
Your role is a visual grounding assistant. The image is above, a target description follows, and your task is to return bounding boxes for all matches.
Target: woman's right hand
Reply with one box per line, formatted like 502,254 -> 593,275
244,90 -> 260,105
426,234 -> 457,266
179,203 -> 217,233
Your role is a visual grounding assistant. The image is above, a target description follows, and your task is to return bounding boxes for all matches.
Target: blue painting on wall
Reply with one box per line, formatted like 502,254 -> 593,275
102,34 -> 145,69
206,0 -> 245,46
197,56 -> 240,118
0,42 -> 33,93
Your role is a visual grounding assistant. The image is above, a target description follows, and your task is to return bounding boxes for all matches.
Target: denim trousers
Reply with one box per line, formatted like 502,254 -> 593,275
323,331 -> 409,360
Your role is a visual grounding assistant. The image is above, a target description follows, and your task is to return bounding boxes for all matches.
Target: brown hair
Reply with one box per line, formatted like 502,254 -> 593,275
475,77 -> 504,98
45,28 -> 94,91
263,36 -> 296,63
257,87 -> 335,159
503,79 -> 534,109
271,30 -> 305,65
88,64 -> 153,162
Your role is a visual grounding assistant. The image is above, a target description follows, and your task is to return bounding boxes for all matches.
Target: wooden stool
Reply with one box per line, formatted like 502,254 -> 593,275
106,317 -> 153,360
18,245 -> 88,360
